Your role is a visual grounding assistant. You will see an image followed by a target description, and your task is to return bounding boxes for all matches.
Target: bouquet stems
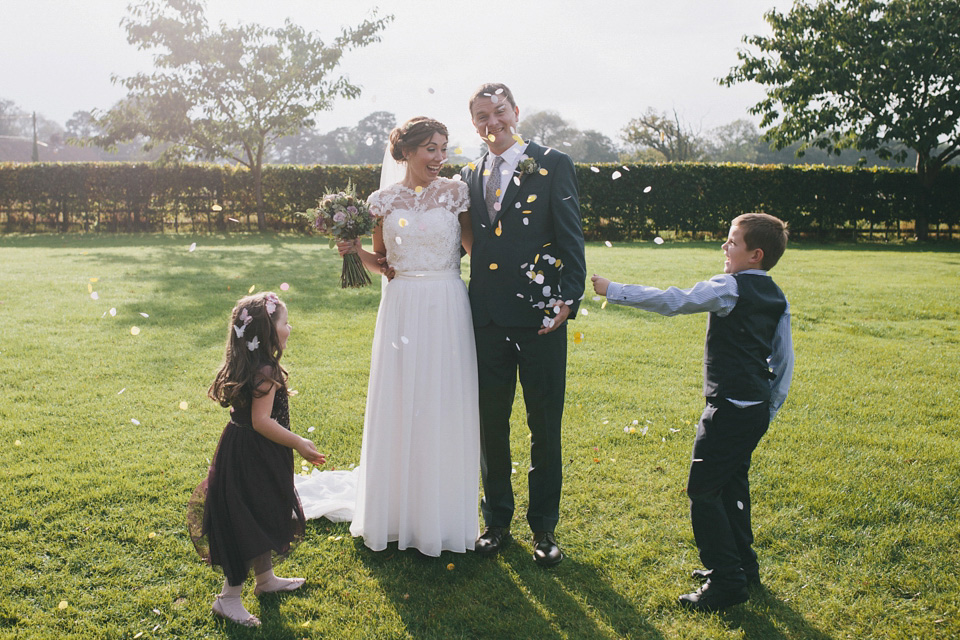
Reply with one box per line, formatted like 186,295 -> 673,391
341,252 -> 371,288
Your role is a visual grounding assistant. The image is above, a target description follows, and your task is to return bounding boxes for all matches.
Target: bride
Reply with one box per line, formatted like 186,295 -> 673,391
299,116 -> 479,556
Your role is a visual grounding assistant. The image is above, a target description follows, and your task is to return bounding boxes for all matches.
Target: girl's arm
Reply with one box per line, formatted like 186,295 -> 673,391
251,380 -> 326,465
459,210 -> 473,256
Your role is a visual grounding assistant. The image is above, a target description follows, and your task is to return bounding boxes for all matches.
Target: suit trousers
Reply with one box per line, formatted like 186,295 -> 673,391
687,398 -> 769,587
474,322 -> 567,533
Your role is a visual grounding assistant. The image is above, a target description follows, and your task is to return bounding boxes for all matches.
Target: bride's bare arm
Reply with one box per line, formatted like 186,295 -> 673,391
459,210 -> 473,256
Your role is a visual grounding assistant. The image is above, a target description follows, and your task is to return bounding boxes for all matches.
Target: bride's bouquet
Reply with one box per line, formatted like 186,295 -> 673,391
301,182 -> 375,288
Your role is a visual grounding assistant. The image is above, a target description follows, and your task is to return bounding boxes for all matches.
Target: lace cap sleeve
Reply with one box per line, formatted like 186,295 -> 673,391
446,179 -> 470,214
367,189 -> 387,218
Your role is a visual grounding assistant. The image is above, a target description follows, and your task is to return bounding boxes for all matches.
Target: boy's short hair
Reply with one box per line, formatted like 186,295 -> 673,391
733,213 -> 789,270
468,83 -> 516,114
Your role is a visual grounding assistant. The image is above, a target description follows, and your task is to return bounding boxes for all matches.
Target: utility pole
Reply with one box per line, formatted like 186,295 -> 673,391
32,111 -> 39,162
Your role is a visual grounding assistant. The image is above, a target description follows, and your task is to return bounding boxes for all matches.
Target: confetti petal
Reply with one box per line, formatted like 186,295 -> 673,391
526,195 -> 537,203
643,185 -> 652,193
248,285 -> 255,294
58,601 -> 68,610
400,336 -> 409,344
487,134 -> 496,142
454,147 -> 463,155
280,282 -> 290,291
398,218 -> 408,227
189,243 -> 196,252
590,166 -> 600,173
90,292 -> 99,300
109,308 -> 117,316
737,501 -> 744,510
14,439 -> 21,446
654,237 -> 664,244
446,563 -> 455,570
612,171 -> 622,180
130,326 -> 141,335
414,186 -> 423,194
178,401 -> 188,410
228,217 -> 239,223
131,418 -> 140,425
489,263 -> 498,270
539,168 -> 548,176
604,241 -> 613,248
211,205 -> 222,212
139,312 -> 149,318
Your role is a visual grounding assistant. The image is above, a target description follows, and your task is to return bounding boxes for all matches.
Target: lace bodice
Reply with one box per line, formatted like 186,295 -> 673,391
368,178 -> 469,272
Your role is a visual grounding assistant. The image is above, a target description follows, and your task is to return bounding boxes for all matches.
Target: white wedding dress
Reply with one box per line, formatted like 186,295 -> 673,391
296,177 -> 480,556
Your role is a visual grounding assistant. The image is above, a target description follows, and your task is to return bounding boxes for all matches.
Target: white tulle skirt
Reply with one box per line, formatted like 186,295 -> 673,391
344,270 -> 480,555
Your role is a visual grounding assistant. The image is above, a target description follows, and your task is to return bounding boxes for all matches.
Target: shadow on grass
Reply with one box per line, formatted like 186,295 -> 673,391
723,584 -> 834,640
353,538 -> 664,640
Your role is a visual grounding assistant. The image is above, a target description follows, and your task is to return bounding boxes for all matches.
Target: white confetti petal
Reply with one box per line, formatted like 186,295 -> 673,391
139,312 -> 149,318
654,237 -> 665,244
590,166 -> 600,173
612,171 -> 622,180
604,241 -> 612,248
308,426 -> 315,433
400,336 -> 409,344
109,308 -> 117,316
643,185 -> 652,193
131,418 -> 140,425
737,501 -> 745,510
189,242 -> 196,252
90,292 -> 99,300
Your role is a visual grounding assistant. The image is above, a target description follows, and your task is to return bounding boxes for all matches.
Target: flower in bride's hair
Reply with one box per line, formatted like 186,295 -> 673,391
516,156 -> 539,176
247,336 -> 260,351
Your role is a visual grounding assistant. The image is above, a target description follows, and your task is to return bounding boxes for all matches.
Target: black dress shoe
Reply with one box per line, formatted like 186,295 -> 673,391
692,568 -> 760,586
476,526 -> 511,557
679,580 -> 749,612
532,531 -> 563,567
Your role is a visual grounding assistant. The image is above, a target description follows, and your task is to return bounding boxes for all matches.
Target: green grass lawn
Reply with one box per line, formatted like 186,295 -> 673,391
1,233 -> 958,639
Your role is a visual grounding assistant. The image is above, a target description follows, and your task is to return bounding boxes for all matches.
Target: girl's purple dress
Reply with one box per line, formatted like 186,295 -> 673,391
188,385 -> 305,585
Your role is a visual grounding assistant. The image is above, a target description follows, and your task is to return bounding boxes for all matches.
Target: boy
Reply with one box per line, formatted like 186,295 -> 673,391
592,213 -> 794,612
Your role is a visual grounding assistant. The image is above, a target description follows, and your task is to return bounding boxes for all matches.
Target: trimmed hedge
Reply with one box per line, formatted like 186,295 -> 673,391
0,161 -> 957,238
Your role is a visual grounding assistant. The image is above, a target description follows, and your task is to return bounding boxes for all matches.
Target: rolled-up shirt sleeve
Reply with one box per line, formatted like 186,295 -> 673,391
605,274 -> 739,317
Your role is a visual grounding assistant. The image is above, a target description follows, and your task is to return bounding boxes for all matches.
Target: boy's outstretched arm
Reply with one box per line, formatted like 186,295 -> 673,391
591,275 -> 611,297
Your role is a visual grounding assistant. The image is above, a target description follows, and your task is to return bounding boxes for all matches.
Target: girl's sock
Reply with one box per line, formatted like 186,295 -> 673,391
212,581 -> 260,627
254,568 -> 305,594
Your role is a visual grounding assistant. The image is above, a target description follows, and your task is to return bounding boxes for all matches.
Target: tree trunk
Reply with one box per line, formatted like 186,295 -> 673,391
254,142 -> 266,231
914,152 -> 940,242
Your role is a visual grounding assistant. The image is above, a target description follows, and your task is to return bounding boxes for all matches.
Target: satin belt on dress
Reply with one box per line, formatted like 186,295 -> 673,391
392,270 -> 462,281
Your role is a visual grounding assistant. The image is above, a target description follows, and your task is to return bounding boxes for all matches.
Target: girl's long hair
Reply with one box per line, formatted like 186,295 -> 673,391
208,292 -> 287,408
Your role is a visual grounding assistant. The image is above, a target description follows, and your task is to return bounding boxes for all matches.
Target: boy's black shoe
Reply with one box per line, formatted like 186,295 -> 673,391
679,580 -> 749,613
692,568 -> 760,586
476,526 -> 511,557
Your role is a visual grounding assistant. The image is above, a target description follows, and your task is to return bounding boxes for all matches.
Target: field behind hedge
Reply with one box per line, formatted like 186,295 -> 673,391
1,234 -> 958,639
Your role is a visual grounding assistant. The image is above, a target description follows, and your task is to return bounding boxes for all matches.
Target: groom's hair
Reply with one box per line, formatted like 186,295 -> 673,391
469,83 -> 516,113
389,117 -> 449,162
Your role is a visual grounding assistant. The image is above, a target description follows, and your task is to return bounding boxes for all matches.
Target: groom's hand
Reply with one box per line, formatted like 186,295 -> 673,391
538,304 -> 571,335
376,255 -> 396,280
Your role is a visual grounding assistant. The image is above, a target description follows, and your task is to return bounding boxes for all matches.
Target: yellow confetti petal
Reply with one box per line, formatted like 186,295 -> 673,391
468,162 -> 476,170
446,563 -> 455,570
534,254 -> 540,264
14,440 -> 21,446
179,401 -> 188,411
398,218 -> 408,227
148,532 -> 156,539
487,134 -> 495,142
526,195 -> 537,203
601,300 -> 608,309
454,147 -> 463,155
302,621 -> 311,627
539,168 -> 548,176
495,188 -> 501,197
87,283 -> 93,293
248,285 -> 255,294
513,134 -> 524,144
574,332 -> 584,344
415,186 -> 423,193
130,326 -> 141,336
89,277 -> 99,283
495,222 -> 502,236
489,263 -> 498,270
522,210 -> 532,215
58,601 -> 68,610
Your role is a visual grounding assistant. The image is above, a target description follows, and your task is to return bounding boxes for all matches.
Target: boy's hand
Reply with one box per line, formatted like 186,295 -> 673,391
591,274 -> 611,297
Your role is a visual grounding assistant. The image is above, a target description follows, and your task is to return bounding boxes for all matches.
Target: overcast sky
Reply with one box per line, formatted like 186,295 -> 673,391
1,0 -> 790,153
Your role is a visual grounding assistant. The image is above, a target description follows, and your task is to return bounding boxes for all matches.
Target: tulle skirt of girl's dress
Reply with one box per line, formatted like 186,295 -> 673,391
188,423 -> 305,586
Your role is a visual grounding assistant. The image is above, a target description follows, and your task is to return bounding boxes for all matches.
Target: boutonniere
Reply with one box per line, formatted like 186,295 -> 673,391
516,156 -> 540,176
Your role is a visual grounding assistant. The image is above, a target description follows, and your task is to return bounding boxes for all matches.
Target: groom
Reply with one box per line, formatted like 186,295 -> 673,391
462,83 -> 586,566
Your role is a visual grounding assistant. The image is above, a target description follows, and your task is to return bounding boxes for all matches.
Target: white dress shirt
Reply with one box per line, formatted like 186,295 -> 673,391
482,141 -> 529,207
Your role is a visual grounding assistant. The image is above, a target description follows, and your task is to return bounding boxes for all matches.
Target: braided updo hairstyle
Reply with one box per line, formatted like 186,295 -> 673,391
388,117 -> 449,162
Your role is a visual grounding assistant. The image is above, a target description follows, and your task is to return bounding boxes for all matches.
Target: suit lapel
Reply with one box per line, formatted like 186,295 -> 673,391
496,141 -> 540,227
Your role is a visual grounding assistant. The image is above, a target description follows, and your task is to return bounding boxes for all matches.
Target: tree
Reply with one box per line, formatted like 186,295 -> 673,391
621,108 -> 705,162
720,0 -> 960,238
269,111 -> 396,165
93,0 -> 392,229
519,110 -> 619,162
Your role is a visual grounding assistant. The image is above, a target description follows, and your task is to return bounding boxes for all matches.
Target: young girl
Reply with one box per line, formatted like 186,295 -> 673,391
188,292 -> 325,627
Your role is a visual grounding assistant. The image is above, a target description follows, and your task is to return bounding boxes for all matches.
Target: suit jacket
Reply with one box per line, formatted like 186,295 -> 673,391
461,141 -> 587,328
